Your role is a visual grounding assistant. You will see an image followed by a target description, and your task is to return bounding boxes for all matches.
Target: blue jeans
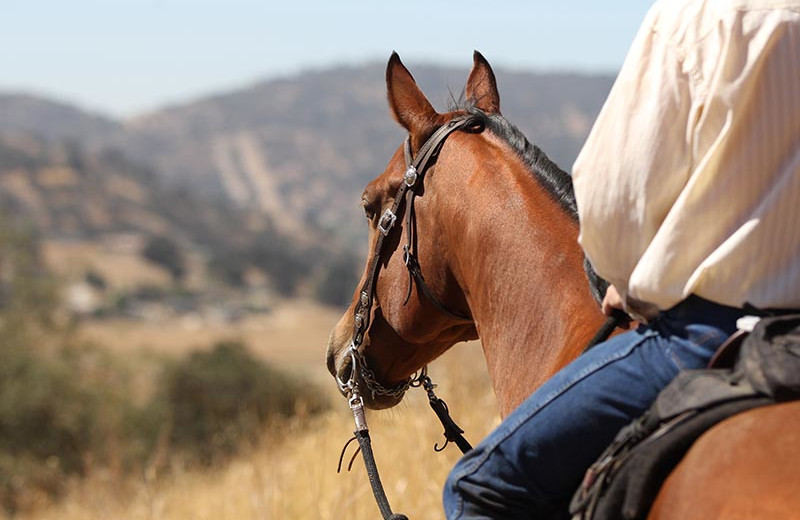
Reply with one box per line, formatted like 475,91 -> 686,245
443,296 -> 747,519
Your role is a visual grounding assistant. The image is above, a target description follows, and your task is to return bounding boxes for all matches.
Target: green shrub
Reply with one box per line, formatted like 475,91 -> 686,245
0,328 -> 163,514
161,340 -> 327,465
0,344 -> 93,513
0,336 -> 329,513
0,220 -> 327,508
141,235 -> 186,282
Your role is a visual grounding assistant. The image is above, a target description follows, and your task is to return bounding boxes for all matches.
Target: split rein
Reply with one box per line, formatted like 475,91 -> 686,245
333,114 -> 630,520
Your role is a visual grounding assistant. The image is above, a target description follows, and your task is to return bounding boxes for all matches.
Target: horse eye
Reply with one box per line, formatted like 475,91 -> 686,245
361,199 -> 376,220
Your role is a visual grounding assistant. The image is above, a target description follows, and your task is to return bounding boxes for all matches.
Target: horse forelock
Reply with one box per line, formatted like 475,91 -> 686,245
451,102 -> 608,304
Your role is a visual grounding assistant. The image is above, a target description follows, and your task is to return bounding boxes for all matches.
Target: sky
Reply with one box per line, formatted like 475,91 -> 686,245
1,1 -> 654,118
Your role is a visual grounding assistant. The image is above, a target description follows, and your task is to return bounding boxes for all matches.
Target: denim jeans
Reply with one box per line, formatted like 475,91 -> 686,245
443,295 -> 747,520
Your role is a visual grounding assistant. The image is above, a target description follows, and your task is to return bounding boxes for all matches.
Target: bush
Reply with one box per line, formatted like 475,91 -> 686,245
0,337 -> 329,513
141,235 -> 186,282
0,218 -> 57,326
161,340 -> 327,465
0,343 -> 95,513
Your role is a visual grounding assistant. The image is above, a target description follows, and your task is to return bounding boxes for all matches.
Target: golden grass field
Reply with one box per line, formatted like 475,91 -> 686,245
78,300 -> 346,373
16,301 -> 500,520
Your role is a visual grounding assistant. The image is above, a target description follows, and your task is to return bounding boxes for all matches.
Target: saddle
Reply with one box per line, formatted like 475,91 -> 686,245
570,313 -> 800,520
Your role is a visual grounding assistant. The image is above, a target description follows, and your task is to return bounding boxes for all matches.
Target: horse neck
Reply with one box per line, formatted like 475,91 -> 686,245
445,138 -> 607,417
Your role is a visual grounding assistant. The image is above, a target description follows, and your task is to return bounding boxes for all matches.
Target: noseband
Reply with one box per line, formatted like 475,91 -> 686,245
338,114 -> 480,402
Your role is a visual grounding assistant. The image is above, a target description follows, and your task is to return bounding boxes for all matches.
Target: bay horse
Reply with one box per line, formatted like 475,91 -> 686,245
326,51 -> 800,519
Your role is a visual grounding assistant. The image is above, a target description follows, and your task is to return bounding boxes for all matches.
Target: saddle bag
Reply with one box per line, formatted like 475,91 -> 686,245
569,313 -> 800,520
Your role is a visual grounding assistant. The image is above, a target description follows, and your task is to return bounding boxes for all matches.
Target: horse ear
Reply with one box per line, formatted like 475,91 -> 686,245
466,51 -> 501,114
386,52 -> 439,134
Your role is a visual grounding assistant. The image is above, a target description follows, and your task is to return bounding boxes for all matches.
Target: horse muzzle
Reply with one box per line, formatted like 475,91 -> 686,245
326,333 -> 404,410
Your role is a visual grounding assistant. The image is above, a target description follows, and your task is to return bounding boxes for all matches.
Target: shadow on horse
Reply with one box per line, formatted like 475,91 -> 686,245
326,51 -> 800,519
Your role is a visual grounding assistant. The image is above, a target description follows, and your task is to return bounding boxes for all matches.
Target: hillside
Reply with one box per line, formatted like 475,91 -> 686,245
0,132 -> 276,244
0,64 -> 613,247
0,93 -> 125,145
0,133 -> 175,238
0,132 -> 329,302
123,65 -> 613,239
0,64 -> 613,307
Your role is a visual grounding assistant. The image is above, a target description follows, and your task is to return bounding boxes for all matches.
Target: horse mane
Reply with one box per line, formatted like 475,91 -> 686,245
465,105 -> 579,220
455,102 -> 608,304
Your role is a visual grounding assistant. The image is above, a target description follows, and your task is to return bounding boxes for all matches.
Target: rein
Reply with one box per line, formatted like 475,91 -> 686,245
581,309 -> 632,353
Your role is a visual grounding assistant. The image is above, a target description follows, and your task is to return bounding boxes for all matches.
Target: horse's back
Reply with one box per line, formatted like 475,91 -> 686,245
648,400 -> 800,520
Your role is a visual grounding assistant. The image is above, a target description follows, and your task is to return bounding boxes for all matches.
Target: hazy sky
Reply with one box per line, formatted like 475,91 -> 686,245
1,1 -> 654,118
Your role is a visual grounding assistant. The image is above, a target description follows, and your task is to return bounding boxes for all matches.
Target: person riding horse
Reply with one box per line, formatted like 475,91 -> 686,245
443,0 -> 800,518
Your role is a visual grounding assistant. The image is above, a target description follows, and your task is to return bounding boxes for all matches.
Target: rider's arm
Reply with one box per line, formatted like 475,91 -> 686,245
572,1 -> 800,312
572,4 -> 695,308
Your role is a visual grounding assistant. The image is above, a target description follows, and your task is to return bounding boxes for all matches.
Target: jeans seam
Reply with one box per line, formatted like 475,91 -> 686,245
447,329 -> 658,518
665,327 -> 726,371
689,328 -> 725,349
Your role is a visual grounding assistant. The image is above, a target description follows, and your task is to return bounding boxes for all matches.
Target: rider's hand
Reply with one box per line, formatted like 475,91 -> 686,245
602,285 -> 632,329
602,285 -> 626,318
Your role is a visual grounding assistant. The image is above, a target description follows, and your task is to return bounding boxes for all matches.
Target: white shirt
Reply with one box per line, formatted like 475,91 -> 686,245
573,0 -> 800,313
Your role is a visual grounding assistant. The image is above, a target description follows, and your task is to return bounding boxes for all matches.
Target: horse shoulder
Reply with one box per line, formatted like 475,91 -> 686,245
647,401 -> 800,520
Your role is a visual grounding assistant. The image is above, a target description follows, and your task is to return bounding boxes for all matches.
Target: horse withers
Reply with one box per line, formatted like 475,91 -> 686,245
325,52 -> 800,519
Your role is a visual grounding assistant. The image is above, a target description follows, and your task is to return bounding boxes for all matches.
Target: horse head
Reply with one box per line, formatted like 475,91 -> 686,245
325,52 -> 507,409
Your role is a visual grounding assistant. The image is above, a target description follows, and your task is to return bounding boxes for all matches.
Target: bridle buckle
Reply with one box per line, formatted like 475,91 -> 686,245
377,209 -> 397,236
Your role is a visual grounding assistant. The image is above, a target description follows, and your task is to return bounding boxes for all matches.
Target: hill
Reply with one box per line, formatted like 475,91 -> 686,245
0,132 -> 325,301
1,64 -> 613,243
0,93 -> 125,145
123,65 -> 613,239
0,64 -> 613,303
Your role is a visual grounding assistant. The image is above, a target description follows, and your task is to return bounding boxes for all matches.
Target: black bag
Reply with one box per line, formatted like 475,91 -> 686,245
570,313 -> 800,520
740,313 -> 800,400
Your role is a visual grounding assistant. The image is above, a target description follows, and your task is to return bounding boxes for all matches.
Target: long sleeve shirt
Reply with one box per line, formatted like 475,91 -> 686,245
573,0 -> 800,314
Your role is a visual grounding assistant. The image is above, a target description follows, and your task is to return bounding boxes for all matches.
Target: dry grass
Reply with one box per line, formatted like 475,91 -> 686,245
78,299 -> 344,374
41,239 -> 171,290
16,343 -> 499,520
13,291 -> 500,520
14,344 -> 498,520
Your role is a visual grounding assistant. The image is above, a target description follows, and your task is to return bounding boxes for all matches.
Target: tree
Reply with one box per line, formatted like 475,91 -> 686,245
141,235 -> 186,282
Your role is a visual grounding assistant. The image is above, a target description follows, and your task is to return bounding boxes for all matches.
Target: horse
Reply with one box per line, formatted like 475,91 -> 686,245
326,51 -> 800,519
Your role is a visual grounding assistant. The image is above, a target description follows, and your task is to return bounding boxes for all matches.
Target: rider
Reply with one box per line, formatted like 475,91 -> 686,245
444,0 -> 800,518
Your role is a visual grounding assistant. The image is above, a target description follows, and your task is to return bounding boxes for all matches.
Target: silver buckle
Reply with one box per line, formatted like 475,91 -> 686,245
404,165 -> 418,186
378,209 -> 397,236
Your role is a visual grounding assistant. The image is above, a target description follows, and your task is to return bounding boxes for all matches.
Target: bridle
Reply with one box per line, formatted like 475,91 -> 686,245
336,113 -> 480,403
335,114 -> 481,520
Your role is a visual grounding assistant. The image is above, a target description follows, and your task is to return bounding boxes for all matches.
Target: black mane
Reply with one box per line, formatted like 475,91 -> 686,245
466,106 -> 579,220
458,104 -> 608,303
